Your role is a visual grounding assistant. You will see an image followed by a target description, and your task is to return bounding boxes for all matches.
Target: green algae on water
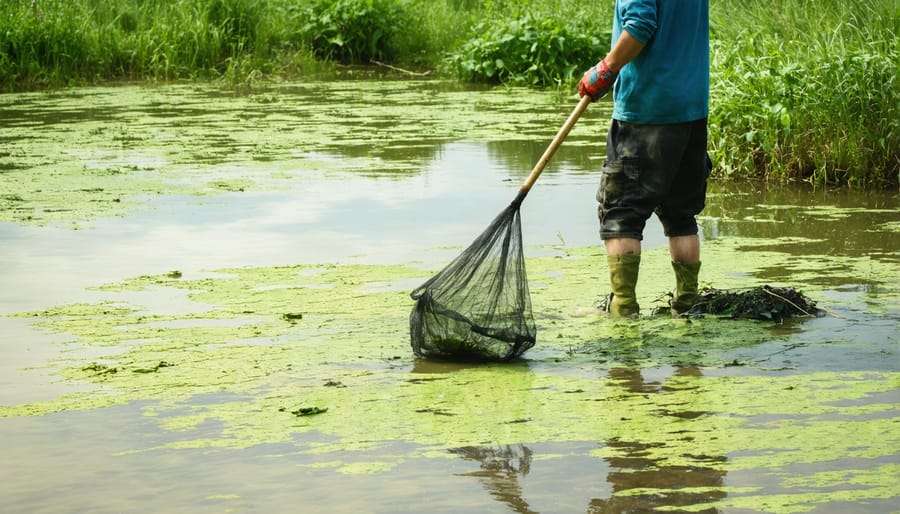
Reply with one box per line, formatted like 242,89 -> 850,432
3,236 -> 898,512
0,81 -> 605,227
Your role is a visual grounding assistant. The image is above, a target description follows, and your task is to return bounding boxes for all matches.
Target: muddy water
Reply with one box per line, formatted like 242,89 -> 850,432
1,81 -> 898,513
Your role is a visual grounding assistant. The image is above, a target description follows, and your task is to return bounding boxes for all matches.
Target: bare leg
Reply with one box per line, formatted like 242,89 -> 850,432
668,234 -> 699,263
605,237 -> 641,256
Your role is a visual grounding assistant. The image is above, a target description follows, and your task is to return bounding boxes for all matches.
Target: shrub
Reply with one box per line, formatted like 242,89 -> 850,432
447,12 -> 608,87
299,0 -> 409,64
708,0 -> 898,187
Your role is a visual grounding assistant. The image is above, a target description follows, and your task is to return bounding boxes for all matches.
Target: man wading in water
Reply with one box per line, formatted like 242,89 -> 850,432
578,0 -> 711,317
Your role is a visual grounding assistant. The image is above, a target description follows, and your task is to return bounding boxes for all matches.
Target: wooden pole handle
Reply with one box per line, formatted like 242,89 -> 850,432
518,94 -> 592,195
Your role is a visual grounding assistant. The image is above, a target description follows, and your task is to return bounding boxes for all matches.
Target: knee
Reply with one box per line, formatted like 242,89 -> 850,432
659,215 -> 698,238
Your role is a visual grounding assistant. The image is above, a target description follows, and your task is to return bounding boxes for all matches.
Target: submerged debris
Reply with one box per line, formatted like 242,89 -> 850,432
280,406 -> 328,417
133,361 -> 175,374
281,312 -> 304,323
683,285 -> 823,321
82,362 -> 118,377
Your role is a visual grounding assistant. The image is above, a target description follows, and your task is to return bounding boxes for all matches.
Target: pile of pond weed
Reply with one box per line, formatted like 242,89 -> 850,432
682,285 -> 824,321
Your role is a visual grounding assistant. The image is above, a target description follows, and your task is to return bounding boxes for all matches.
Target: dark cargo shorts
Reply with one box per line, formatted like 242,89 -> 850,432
597,118 -> 711,240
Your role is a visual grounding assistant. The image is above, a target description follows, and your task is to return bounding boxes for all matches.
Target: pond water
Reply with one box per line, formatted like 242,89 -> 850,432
1,80 -> 898,513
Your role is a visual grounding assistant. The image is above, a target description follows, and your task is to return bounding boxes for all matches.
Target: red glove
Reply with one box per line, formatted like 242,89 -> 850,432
579,60 -> 618,101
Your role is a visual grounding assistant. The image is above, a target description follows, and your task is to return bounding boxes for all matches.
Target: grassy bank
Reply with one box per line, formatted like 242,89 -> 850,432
0,0 -> 611,86
1,0 -> 896,187
708,0 -> 898,188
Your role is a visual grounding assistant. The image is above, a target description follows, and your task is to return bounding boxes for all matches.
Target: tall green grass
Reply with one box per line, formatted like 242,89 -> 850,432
447,12 -> 607,87
0,0 -> 612,87
0,0 -> 328,87
1,0 -> 896,187
708,0 -> 898,187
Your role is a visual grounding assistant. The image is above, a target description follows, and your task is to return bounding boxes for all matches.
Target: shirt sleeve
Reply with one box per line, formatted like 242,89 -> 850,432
618,0 -> 658,44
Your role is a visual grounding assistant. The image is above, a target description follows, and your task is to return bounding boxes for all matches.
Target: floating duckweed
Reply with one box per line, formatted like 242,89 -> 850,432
2,235 -> 898,513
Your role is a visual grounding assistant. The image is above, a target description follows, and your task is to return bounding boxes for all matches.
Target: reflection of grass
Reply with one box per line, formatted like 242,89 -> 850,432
0,81 -> 598,227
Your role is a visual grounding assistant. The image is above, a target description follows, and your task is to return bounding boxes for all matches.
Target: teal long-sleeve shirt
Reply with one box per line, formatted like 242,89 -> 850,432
612,0 -> 710,124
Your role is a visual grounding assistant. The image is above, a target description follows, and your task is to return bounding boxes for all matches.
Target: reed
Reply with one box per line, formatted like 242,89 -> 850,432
0,0 -> 322,87
708,0 -> 898,187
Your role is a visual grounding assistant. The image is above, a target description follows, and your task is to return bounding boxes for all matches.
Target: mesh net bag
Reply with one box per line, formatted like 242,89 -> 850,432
409,194 -> 536,362
408,96 -> 591,362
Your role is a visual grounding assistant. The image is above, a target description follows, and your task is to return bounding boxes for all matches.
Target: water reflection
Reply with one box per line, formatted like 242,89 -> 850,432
450,367 -> 729,513
702,180 -> 899,264
588,438 -> 726,514
451,444 -> 539,514
3,81 -> 895,316
589,367 -> 726,513
2,82 -> 897,514
487,138 -> 600,183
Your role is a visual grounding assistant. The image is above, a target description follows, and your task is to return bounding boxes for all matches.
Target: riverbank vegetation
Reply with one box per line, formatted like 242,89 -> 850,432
1,0 -> 896,187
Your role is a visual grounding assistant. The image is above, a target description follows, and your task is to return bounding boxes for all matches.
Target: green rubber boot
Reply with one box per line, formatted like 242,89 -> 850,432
671,261 -> 701,316
607,254 -> 641,317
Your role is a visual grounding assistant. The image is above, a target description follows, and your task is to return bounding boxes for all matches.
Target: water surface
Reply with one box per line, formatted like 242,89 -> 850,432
1,80 -> 898,514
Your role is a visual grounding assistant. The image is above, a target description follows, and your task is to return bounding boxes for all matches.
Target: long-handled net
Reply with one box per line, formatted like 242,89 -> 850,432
410,96 -> 591,362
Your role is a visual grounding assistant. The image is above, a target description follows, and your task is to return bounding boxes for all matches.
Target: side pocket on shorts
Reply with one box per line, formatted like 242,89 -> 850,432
597,157 -> 640,207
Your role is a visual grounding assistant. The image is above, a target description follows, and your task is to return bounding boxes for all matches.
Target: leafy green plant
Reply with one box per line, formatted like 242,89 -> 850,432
299,0 -> 409,64
708,0 -> 898,187
448,12 -> 607,87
